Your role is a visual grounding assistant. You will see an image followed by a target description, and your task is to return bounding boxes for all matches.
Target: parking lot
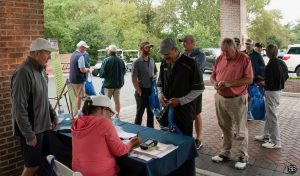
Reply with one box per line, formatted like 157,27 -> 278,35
48,71 -> 212,112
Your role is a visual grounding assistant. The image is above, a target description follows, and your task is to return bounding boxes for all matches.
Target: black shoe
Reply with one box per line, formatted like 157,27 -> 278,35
195,139 -> 203,149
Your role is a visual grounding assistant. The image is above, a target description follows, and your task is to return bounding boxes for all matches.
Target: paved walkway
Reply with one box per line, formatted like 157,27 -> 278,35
119,87 -> 300,176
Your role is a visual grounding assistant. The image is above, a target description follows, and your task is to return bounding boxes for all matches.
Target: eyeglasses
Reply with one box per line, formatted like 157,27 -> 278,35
103,107 -> 115,117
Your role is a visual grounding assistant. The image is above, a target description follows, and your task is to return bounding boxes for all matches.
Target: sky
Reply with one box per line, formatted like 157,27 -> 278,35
265,0 -> 300,24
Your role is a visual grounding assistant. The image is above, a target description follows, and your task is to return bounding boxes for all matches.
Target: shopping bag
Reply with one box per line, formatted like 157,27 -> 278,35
85,74 -> 96,96
249,84 -> 265,120
148,80 -> 163,117
167,106 -> 182,134
100,80 -> 105,95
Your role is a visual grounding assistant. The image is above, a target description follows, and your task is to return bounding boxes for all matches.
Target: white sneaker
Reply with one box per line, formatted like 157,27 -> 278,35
262,142 -> 282,149
211,155 -> 230,163
234,156 -> 248,170
255,135 -> 269,142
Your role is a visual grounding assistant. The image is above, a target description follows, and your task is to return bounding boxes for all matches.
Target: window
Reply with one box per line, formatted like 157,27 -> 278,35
288,47 -> 300,55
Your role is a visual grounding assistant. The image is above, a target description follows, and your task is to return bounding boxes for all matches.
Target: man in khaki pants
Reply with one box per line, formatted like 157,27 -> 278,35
210,38 -> 253,170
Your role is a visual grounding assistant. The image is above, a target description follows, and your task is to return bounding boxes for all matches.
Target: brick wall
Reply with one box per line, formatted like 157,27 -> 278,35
220,0 -> 247,45
0,1 -> 44,175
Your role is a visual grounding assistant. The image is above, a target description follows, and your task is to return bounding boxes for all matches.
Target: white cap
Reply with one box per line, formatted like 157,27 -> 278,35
106,44 -> 117,52
90,95 -> 116,114
76,41 -> 89,48
30,38 -> 58,52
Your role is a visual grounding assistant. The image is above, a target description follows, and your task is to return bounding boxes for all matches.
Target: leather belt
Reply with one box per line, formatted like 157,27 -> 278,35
221,94 -> 243,99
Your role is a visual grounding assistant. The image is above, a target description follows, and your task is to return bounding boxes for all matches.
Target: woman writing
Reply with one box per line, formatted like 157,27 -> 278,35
71,95 -> 140,176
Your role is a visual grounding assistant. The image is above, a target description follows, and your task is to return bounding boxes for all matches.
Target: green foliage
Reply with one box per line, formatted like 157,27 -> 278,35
44,0 -> 298,62
289,22 -> 300,44
247,9 -> 290,48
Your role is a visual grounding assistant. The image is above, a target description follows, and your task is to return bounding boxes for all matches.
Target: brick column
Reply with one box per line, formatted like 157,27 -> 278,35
220,0 -> 247,45
0,1 -> 44,175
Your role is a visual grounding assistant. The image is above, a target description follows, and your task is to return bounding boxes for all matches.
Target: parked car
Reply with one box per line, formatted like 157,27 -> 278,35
282,44 -> 300,76
126,62 -> 133,72
202,48 -> 221,71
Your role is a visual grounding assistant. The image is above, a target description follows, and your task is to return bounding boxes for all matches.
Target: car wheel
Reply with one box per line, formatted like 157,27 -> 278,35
296,66 -> 300,77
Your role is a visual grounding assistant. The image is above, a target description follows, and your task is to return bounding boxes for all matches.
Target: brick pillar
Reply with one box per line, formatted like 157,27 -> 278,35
220,0 -> 247,45
0,1 -> 44,175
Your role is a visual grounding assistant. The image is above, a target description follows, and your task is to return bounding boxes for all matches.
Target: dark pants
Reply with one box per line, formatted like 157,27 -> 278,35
134,88 -> 154,128
17,131 -> 51,175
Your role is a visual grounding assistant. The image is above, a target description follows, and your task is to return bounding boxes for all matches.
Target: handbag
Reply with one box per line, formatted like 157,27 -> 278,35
249,84 -> 266,120
148,80 -> 163,117
100,80 -> 105,95
85,74 -> 96,96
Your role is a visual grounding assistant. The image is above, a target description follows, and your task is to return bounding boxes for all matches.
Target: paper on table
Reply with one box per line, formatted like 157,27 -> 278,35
129,152 -> 153,161
132,142 -> 178,159
115,126 -> 137,140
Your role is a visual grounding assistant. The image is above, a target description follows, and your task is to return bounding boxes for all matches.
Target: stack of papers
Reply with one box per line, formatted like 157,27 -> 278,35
130,142 -> 178,161
114,126 -> 137,140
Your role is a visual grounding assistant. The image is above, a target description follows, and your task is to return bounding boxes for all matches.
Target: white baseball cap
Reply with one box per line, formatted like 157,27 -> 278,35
30,38 -> 58,52
76,41 -> 89,48
106,44 -> 117,52
90,95 -> 116,114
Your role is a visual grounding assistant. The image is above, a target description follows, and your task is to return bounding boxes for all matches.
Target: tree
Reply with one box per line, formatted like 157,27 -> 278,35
289,21 -> 300,44
247,9 -> 289,48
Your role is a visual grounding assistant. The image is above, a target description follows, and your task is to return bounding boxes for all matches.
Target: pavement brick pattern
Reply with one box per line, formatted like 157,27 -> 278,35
120,87 -> 300,175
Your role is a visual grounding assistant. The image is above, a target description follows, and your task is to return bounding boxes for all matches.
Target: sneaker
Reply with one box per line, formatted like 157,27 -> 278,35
195,139 -> 203,149
255,135 -> 270,142
234,156 -> 248,170
211,155 -> 230,163
262,142 -> 282,149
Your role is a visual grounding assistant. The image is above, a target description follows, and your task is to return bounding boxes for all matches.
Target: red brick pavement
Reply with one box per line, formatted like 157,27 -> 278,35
120,87 -> 300,174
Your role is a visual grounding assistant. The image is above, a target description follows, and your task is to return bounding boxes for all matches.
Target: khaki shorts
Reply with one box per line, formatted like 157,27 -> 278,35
72,83 -> 84,98
104,88 -> 120,102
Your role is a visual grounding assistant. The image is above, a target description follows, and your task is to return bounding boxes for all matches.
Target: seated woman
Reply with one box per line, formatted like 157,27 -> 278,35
71,95 -> 140,176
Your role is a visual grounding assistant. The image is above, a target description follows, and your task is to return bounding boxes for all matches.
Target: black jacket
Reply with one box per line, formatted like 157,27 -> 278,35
264,58 -> 288,91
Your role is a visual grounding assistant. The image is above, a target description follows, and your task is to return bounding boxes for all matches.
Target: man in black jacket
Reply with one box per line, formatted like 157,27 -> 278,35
157,38 -> 204,176
243,39 -> 265,120
255,44 -> 288,149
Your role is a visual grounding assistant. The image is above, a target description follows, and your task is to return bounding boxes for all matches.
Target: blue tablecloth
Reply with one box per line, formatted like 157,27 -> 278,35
50,116 -> 198,176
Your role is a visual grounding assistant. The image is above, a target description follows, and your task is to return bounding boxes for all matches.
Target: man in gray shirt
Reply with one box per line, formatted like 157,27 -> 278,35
11,38 -> 57,175
132,42 -> 157,128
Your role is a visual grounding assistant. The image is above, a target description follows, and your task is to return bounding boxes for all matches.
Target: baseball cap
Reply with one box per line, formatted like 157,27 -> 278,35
245,39 -> 253,45
90,95 -> 116,114
106,44 -> 117,52
30,38 -> 58,52
139,41 -> 154,49
159,38 -> 177,54
178,34 -> 196,43
255,42 -> 263,48
76,41 -> 89,48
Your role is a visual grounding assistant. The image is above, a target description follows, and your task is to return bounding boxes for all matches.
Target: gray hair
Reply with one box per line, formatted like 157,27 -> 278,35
221,38 -> 237,49
266,44 -> 278,58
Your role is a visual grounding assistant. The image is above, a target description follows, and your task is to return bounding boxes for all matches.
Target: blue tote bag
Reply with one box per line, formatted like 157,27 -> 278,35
249,84 -> 266,120
85,74 -> 96,96
148,80 -> 163,117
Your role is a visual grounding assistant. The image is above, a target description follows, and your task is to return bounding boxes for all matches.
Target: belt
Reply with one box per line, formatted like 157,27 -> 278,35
221,94 -> 243,99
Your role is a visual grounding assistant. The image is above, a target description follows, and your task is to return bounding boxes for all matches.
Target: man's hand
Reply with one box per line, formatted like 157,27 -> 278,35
159,95 -> 168,107
215,81 -> 231,90
168,98 -> 180,107
52,117 -> 58,129
136,89 -> 142,96
86,68 -> 91,73
26,136 -> 37,147
257,80 -> 265,86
